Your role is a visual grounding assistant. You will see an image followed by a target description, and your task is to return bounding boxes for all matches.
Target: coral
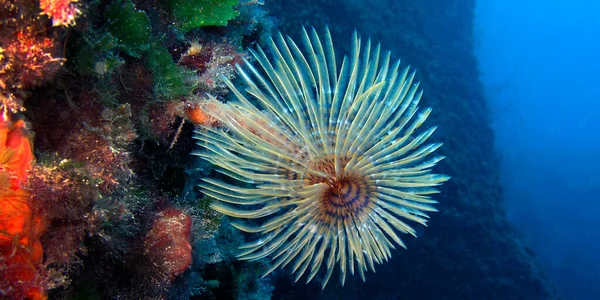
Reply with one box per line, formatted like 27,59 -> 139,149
39,0 -> 81,27
165,0 -> 240,33
192,28 -> 449,288
0,116 -> 45,299
144,207 -> 193,280
104,0 -> 152,58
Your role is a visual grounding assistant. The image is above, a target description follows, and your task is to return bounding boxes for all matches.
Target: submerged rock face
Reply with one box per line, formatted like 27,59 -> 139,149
266,0 -> 558,299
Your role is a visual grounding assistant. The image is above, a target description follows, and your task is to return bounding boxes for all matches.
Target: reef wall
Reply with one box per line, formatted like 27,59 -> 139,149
0,0 -> 558,299
266,0 -> 559,299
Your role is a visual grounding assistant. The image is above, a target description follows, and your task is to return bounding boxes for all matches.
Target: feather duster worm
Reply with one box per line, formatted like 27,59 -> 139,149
193,28 -> 449,288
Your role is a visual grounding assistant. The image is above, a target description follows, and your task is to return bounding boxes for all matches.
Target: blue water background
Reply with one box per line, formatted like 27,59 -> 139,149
475,1 -> 600,299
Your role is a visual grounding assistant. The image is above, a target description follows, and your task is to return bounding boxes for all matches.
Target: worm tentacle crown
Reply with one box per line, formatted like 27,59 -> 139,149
193,27 -> 449,288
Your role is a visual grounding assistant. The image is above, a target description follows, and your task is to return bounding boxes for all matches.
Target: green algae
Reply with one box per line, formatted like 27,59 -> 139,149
165,0 -> 240,32
105,0 -> 152,58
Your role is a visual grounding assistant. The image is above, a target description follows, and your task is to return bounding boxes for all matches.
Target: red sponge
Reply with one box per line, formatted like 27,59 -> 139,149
144,207 -> 193,279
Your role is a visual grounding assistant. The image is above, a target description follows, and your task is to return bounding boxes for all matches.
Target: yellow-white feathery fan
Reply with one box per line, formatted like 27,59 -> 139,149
193,27 -> 449,288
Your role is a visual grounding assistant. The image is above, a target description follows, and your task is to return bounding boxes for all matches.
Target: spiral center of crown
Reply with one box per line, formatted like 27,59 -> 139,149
307,156 -> 374,222
331,181 -> 347,196
327,178 -> 361,205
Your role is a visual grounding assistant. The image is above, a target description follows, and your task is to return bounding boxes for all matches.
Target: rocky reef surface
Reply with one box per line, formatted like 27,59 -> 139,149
0,0 -> 557,299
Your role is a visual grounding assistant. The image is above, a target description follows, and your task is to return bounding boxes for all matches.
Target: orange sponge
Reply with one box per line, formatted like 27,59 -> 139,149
0,117 -> 46,300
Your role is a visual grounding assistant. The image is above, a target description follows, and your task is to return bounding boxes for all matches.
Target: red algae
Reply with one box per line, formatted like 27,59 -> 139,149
39,0 -> 80,27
